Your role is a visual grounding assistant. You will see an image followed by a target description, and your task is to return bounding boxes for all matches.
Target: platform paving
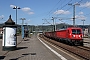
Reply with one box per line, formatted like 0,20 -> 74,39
0,34 -> 60,60
83,38 -> 90,47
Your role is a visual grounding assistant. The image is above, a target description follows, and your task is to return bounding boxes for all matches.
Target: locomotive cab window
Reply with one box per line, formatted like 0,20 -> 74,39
72,29 -> 81,34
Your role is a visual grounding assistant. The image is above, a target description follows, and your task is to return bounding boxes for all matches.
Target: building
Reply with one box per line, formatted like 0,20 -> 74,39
84,28 -> 88,37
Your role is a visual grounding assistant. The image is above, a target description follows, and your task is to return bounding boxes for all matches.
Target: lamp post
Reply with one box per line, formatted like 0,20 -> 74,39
13,6 -> 20,45
13,6 -> 20,25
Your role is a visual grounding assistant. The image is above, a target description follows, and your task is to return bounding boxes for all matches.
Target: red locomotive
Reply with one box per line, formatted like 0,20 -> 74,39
44,27 -> 83,46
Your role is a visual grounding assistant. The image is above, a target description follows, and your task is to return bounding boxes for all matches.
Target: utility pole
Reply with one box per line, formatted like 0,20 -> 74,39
81,19 -> 85,30
68,3 -> 80,27
52,17 -> 55,31
81,20 -> 85,26
42,19 -> 53,31
81,19 -> 85,37
20,18 -> 26,25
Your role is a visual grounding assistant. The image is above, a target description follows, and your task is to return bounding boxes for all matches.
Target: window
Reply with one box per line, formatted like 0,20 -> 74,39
72,29 -> 81,34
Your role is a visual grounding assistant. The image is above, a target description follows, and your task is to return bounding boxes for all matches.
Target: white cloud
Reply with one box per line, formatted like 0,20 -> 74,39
10,5 -> 16,8
21,7 -> 31,12
10,5 -> 34,15
0,15 -> 4,19
80,1 -> 90,8
54,10 -> 70,15
70,11 -> 86,21
28,12 -> 34,15
75,11 -> 86,20
79,12 -> 83,15
22,7 -> 34,15
76,15 -> 86,20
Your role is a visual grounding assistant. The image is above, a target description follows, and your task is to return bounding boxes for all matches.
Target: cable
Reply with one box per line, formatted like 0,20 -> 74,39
59,0 -> 72,9
46,0 -> 62,18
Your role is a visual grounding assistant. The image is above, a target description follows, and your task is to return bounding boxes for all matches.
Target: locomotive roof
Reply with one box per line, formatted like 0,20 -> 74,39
45,27 -> 82,33
67,27 -> 81,29
56,27 -> 82,31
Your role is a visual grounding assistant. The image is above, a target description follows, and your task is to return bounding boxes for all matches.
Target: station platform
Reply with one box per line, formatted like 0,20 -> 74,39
83,38 -> 90,47
0,34 -> 61,60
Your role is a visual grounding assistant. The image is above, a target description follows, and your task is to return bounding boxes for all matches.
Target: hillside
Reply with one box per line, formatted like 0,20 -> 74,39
0,23 -> 90,33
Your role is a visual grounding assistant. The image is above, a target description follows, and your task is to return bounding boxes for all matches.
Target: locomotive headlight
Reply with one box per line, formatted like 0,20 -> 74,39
70,34 -> 71,35
73,35 -> 75,37
79,35 -> 81,38
79,35 -> 80,37
72,35 -> 75,38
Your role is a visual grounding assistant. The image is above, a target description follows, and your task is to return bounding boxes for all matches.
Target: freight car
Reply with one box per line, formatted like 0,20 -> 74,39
44,27 -> 83,46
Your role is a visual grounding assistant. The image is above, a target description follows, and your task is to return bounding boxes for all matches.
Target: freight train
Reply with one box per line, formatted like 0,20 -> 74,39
44,27 -> 83,46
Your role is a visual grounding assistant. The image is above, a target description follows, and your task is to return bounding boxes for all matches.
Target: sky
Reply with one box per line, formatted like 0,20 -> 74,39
0,0 -> 90,25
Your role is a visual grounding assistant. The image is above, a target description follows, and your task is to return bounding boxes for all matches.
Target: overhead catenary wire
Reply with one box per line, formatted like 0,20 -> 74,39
74,0 -> 90,22
45,0 -> 90,26
45,0 -> 62,18
44,0 -> 82,24
56,0 -> 84,25
25,0 -> 62,20
45,0 -> 73,21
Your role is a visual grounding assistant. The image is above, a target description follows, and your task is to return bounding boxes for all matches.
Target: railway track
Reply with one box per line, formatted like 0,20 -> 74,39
76,46 -> 90,52
39,34 -> 90,60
